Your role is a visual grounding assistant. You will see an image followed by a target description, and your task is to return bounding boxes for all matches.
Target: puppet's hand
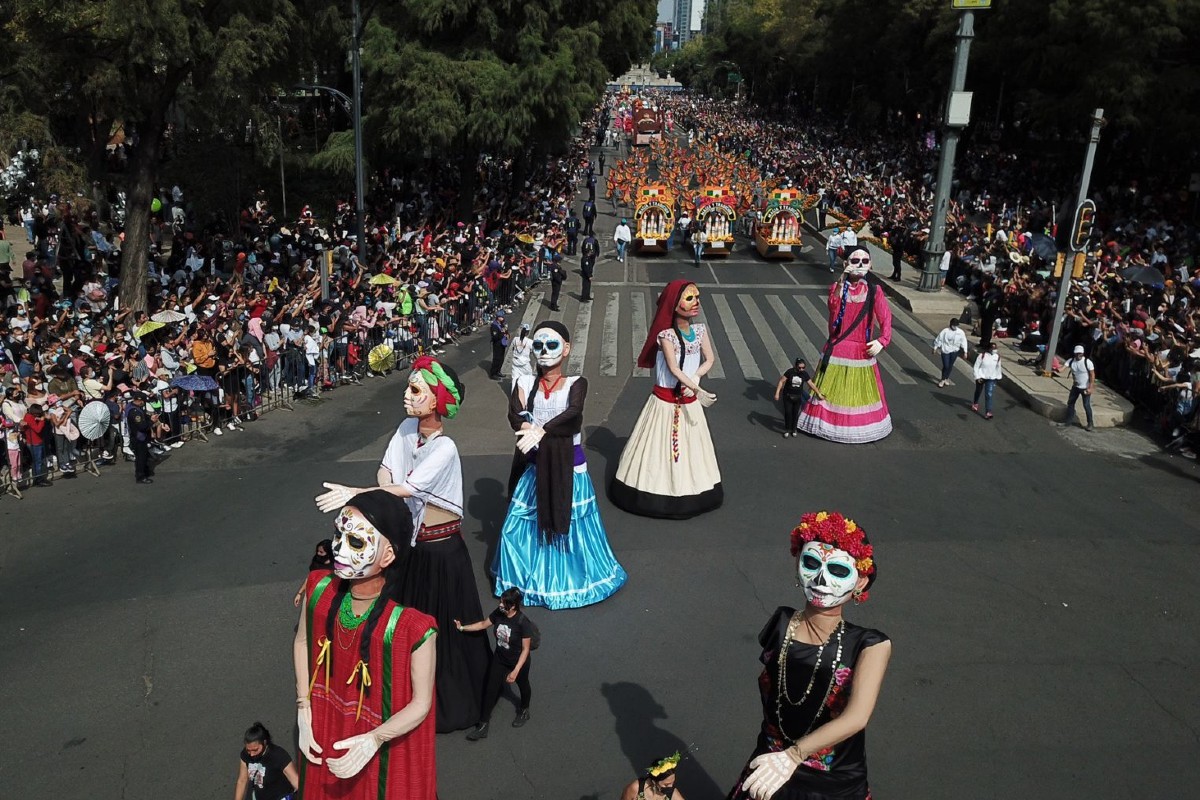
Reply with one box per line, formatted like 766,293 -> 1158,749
742,749 -> 801,800
297,705 -> 324,764
315,483 -> 359,513
515,427 -> 545,454
865,339 -> 883,358
327,732 -> 381,779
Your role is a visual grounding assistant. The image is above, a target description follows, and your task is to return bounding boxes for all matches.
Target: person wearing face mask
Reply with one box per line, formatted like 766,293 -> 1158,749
611,280 -> 722,519
621,752 -> 687,800
730,511 -> 891,800
797,246 -> 893,444
314,357 -> 490,734
2,386 -> 27,488
293,490 -> 438,800
970,341 -> 1003,419
234,721 -> 299,800
493,320 -> 626,609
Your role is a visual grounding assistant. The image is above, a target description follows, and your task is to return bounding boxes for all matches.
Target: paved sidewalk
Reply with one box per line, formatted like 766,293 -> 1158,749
803,217 -> 1134,428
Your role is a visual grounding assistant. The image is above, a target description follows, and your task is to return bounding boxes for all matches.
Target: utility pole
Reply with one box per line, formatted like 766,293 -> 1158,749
351,0 -> 367,262
1041,108 -> 1104,376
920,7 -> 977,292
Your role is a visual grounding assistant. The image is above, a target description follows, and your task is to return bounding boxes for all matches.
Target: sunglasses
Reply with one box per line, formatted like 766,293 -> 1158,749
531,340 -> 562,353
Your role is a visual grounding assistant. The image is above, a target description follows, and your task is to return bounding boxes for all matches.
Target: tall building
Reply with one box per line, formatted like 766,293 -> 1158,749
673,0 -> 706,47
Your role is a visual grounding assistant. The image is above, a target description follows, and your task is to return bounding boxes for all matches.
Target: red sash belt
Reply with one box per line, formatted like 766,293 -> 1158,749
652,385 -> 696,405
416,519 -> 462,542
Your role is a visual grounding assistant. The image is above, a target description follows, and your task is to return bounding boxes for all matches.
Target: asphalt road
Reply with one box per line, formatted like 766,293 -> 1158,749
3,183 -> 1199,800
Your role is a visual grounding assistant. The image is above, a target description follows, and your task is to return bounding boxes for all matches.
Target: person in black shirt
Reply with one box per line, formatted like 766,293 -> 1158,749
774,358 -> 822,439
489,313 -> 508,379
548,256 -> 567,312
126,391 -> 155,483
580,234 -> 599,303
235,721 -> 299,800
457,588 -> 533,740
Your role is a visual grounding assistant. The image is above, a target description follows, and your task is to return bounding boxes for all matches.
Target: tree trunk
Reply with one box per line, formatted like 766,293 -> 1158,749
118,112 -> 165,314
455,144 -> 480,222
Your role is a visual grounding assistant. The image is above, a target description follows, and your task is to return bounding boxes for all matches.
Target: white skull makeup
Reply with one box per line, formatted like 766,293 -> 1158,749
532,329 -> 569,368
845,250 -> 872,280
797,541 -> 860,608
404,371 -> 436,418
332,507 -> 384,579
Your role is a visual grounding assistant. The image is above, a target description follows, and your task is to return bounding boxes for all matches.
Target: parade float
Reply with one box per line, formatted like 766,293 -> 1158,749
632,101 -> 665,147
634,184 -> 674,254
755,188 -> 804,259
694,186 -> 738,257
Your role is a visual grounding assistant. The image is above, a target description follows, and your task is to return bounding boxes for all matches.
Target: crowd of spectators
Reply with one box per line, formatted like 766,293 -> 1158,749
660,95 -> 1199,445
0,110 -> 602,492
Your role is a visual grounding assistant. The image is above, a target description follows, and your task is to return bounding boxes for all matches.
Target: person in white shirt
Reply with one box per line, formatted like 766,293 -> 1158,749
1063,345 -> 1095,431
841,227 -> 859,249
932,317 -> 969,388
613,218 -> 632,263
970,341 -> 1003,419
825,227 -> 844,272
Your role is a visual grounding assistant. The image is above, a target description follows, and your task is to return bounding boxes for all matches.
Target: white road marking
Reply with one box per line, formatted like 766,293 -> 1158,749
630,290 -> 651,377
567,297 -> 593,374
600,293 -> 620,377
710,293 -> 761,381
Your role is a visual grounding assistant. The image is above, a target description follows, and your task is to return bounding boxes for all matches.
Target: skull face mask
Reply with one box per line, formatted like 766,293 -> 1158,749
332,506 -> 386,579
532,329 -> 569,368
844,248 -> 872,281
675,284 -> 701,319
797,541 -> 860,608
404,371 -> 436,418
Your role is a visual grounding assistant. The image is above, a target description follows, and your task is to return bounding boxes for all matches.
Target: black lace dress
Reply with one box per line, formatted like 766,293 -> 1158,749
728,606 -> 889,800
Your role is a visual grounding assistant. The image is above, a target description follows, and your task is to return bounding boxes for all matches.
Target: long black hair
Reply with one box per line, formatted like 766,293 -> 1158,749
323,490 -> 416,688
244,721 -> 271,746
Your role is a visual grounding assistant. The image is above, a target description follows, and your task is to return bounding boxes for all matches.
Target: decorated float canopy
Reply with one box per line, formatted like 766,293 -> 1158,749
695,186 -> 738,244
760,188 -> 804,246
635,185 -> 675,237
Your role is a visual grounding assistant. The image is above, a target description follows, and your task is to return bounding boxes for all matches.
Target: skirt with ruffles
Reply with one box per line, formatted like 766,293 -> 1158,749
610,393 -> 723,518
797,352 -> 892,444
492,464 -> 627,609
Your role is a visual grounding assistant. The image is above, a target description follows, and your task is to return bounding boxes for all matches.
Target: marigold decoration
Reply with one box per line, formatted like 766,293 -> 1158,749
790,511 -> 877,602
649,751 -> 682,777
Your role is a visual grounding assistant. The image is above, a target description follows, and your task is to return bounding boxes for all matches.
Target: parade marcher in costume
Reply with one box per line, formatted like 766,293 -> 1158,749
510,324 -> 534,393
797,246 -> 894,444
294,490 -> 438,800
610,280 -> 722,518
314,357 -> 490,733
622,752 -> 687,800
729,511 -> 891,800
492,320 -> 627,609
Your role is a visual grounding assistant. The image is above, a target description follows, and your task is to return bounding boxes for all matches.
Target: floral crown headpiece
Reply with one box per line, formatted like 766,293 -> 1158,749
790,511 -> 876,600
648,751 -> 681,777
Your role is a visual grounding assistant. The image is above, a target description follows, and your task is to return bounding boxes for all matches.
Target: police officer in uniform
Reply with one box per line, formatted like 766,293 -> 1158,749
548,255 -> 567,312
580,232 -> 599,303
126,391 -> 155,484
565,210 -> 580,255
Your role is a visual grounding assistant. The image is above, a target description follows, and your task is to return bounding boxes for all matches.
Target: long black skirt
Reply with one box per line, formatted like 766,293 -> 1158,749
394,528 -> 492,733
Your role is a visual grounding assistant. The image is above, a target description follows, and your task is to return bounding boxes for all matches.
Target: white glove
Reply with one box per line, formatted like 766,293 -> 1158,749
698,388 -> 717,407
865,339 -> 883,358
327,732 -> 381,779
681,386 -> 696,398
315,482 -> 359,514
297,705 -> 324,764
742,749 -> 801,800
515,427 -> 545,454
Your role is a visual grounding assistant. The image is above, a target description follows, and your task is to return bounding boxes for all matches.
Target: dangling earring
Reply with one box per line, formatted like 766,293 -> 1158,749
851,588 -> 864,604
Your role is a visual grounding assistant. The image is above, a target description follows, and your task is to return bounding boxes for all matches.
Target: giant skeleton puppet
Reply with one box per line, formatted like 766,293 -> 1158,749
314,357 -> 490,733
492,320 -> 627,609
730,512 -> 892,800
611,279 -> 722,518
294,490 -> 438,800
796,245 -> 894,443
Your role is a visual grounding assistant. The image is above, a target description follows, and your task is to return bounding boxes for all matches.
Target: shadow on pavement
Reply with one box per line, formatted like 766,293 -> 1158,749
468,476 -> 508,570
600,681 -> 725,800
583,424 -> 627,490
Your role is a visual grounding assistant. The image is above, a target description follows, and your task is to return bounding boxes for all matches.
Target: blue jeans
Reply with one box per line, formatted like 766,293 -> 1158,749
24,219 -> 36,243
693,242 -> 704,264
973,379 -> 996,413
243,374 -> 256,408
827,249 -> 839,270
940,351 -> 959,381
616,240 -> 627,261
29,443 -> 46,481
1066,386 -> 1094,427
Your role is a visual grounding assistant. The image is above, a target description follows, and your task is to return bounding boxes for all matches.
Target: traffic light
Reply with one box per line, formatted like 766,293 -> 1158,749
1071,200 -> 1096,251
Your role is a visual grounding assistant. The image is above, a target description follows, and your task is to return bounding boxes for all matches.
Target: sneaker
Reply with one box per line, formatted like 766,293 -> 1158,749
101,451 -> 113,460
122,447 -> 135,458
512,709 -> 530,728
783,432 -> 789,440
985,413 -> 994,420
465,722 -> 489,741
970,403 -> 979,412
1085,424 -> 1094,432
946,379 -> 955,386
213,427 -> 223,435
171,441 -> 185,449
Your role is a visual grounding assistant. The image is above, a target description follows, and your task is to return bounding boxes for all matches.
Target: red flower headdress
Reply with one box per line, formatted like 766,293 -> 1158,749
790,511 -> 877,602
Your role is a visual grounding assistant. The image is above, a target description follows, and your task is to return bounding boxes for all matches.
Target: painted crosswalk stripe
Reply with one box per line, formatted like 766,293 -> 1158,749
502,292 -> 543,373
711,293 -> 761,381
567,298 -> 593,374
766,295 -> 817,359
890,306 -> 975,380
737,294 -> 788,378
795,295 -> 917,385
600,293 -> 620,377
886,325 -> 939,381
630,290 -> 651,377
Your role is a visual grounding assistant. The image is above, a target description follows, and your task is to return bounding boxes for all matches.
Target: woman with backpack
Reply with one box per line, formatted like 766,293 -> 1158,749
455,588 -> 536,741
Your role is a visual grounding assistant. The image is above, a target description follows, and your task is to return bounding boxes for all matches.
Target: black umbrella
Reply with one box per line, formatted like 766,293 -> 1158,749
1120,265 -> 1166,286
1027,233 -> 1058,263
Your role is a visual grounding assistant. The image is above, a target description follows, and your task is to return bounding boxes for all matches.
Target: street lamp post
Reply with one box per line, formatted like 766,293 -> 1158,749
920,8 -> 977,292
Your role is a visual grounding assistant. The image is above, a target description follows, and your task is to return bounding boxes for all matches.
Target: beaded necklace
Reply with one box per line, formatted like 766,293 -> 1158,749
338,593 -> 377,631
774,615 -> 845,743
